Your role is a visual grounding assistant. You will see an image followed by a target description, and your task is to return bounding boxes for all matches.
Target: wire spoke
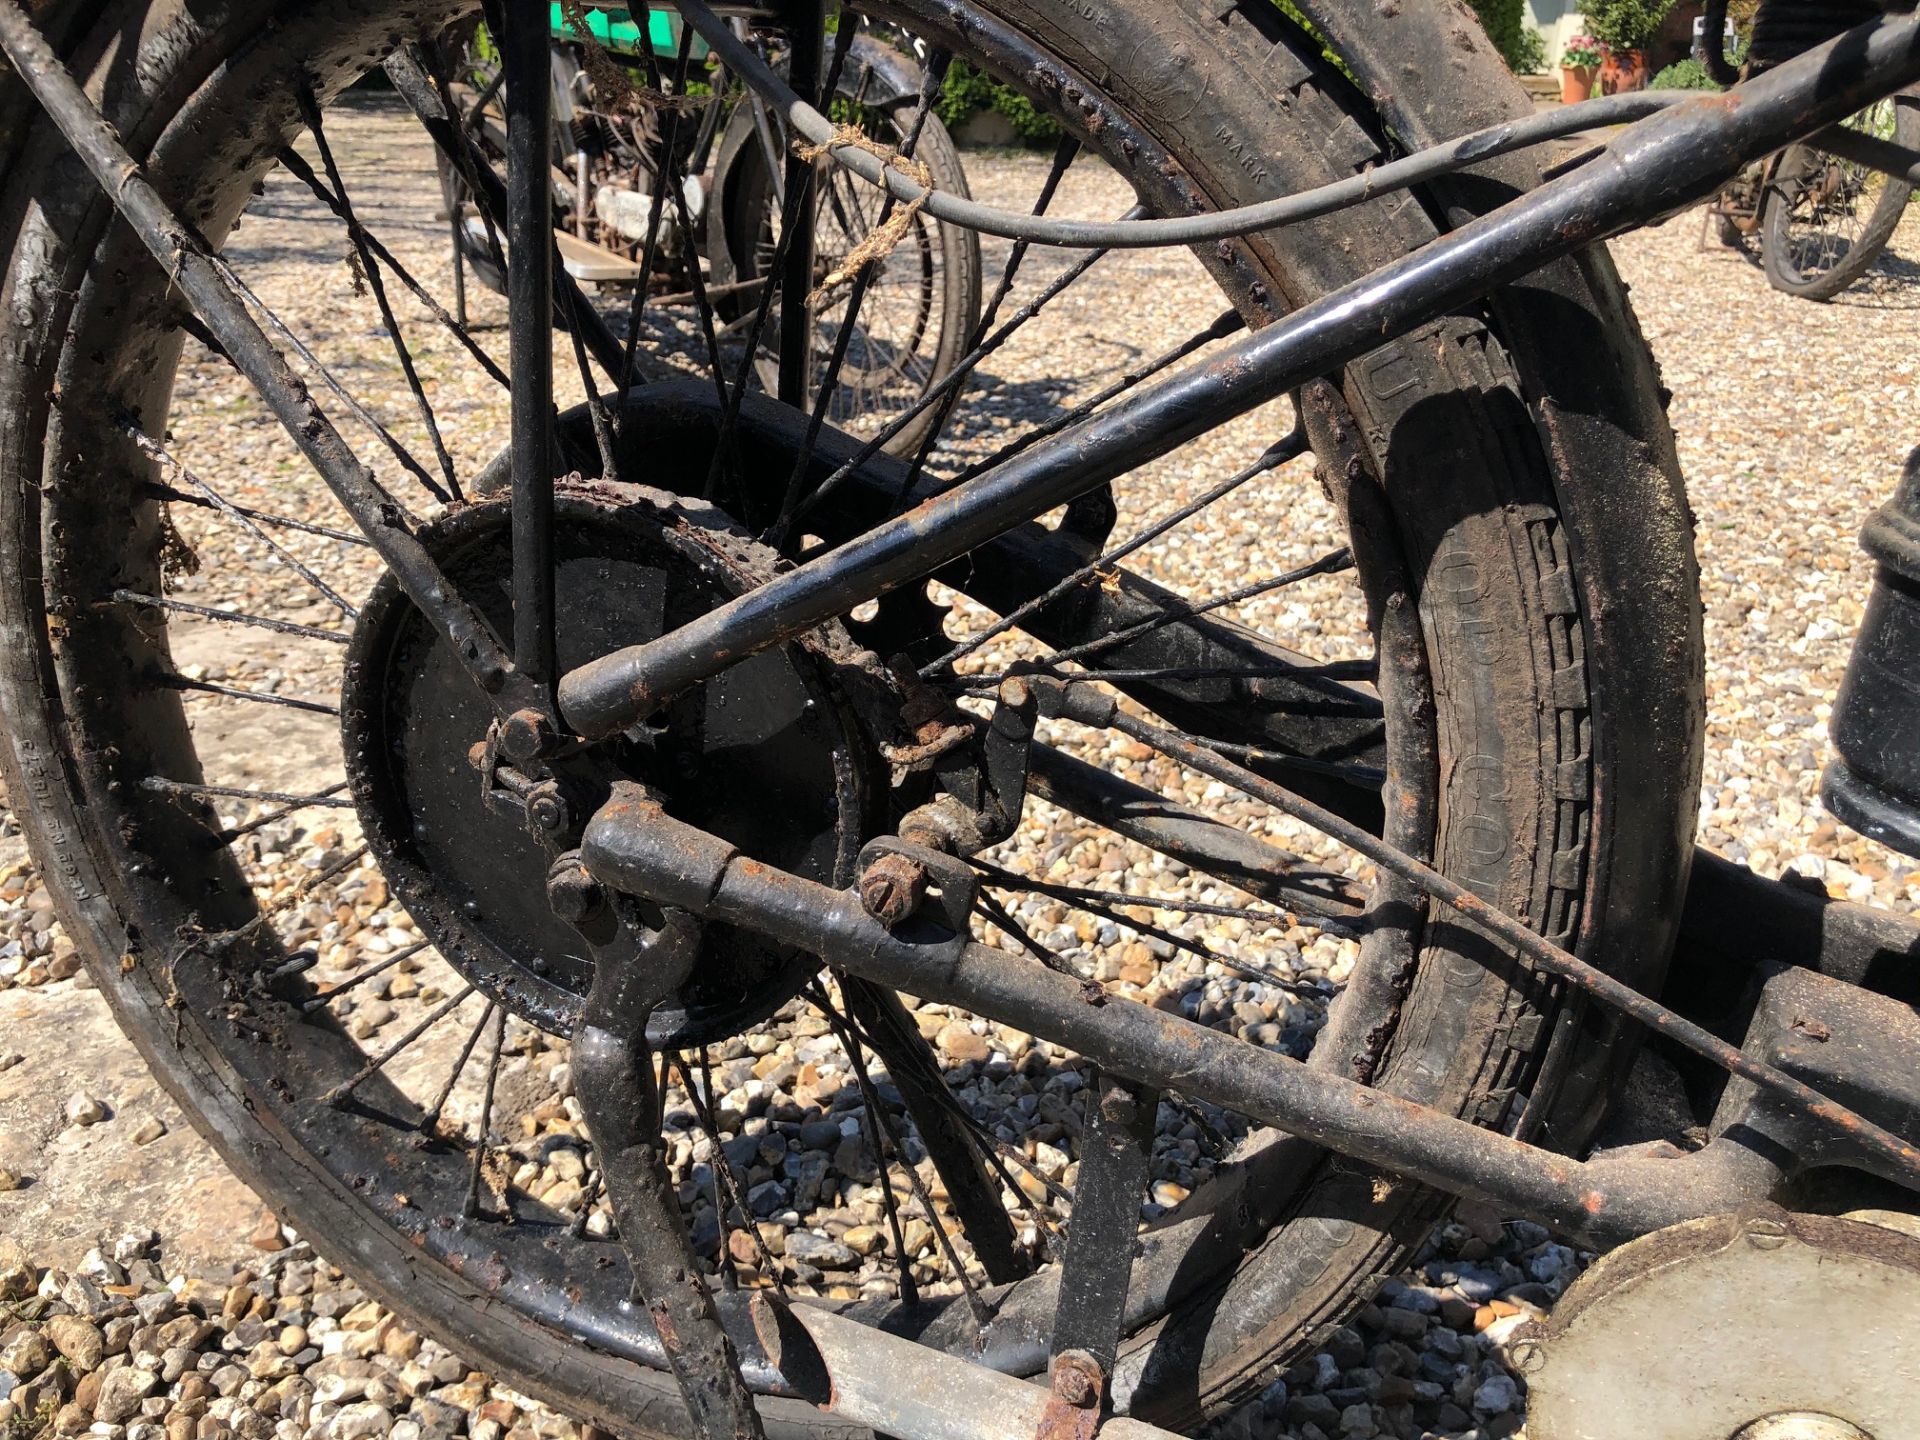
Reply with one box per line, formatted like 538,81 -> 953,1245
416,998 -> 498,1132
963,661 -> 1378,691
301,940 -> 435,1015
813,986 -> 991,1322
296,84 -> 464,503
671,1050 -> 789,1296
827,988 -> 1061,1247
206,251 -> 451,507
1188,736 -> 1386,788
799,1000 -> 918,1304
274,146 -> 508,390
140,484 -> 373,548
972,858 -> 1359,964
161,674 -> 338,716
1045,547 -> 1356,669
124,423 -> 360,618
629,31 -> 735,446
461,1004 -> 508,1218
209,780 -> 352,847
979,863 -> 1338,996
775,47 -> 951,513
143,778 -> 354,809
568,1169 -> 605,1238
704,22 -> 862,512
320,982 -> 479,1109
174,843 -> 371,974
925,428 -> 1307,677
945,308 -> 1246,488
109,590 -> 350,645
771,208 -> 1142,540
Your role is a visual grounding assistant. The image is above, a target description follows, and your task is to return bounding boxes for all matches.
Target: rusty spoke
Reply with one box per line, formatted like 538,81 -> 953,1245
143,778 -> 353,810
922,427 -> 1307,678
416,998 -> 497,1133
320,983 -> 479,1109
210,781 -> 352,847
300,941 -> 435,1015
297,84 -> 464,503
136,488 -> 371,547
274,145 -> 508,390
670,1048 -> 789,1296
125,423 -> 359,618
110,590 -> 350,646
460,1004 -> 508,1218
161,674 -> 338,717
811,984 -> 996,1322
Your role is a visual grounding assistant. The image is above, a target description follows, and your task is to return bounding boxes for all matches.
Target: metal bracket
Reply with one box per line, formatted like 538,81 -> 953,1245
856,835 -> 978,939
1049,1076 -> 1159,1377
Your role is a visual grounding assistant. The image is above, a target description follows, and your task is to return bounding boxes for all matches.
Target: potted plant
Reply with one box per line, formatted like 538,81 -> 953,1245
1584,0 -> 1677,93
1559,34 -> 1603,103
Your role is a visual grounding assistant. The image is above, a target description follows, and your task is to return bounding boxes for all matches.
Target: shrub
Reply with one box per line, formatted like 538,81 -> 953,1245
1465,0 -> 1548,72
934,60 -> 1060,145
1583,0 -> 1678,53
1650,57 -> 1722,89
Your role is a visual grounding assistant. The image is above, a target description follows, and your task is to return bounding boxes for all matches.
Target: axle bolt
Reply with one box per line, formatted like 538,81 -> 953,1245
859,853 -> 928,929
546,857 -> 605,926
500,707 -> 556,762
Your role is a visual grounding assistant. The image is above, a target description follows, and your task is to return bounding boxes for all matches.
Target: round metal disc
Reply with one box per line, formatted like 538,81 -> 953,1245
1523,1209 -> 1920,1440
341,486 -> 867,1044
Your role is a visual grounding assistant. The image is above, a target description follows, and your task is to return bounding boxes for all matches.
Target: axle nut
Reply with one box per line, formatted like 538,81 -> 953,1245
546,858 -> 604,925
859,853 -> 928,929
500,707 -> 557,762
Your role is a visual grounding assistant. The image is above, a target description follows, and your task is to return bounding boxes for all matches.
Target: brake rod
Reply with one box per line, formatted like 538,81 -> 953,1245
575,794 -> 1840,1250
0,2 -> 520,709
555,13 -> 1920,739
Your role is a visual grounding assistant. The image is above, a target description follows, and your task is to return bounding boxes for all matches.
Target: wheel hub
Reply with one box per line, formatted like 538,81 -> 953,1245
1522,1209 -> 1920,1440
341,481 -> 870,1044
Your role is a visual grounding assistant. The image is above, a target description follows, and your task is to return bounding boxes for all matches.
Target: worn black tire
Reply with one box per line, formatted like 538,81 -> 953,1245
1761,97 -> 1920,300
0,0 -> 1701,1436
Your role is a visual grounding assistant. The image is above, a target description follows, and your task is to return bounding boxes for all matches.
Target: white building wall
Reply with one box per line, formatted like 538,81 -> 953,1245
1524,0 -> 1587,71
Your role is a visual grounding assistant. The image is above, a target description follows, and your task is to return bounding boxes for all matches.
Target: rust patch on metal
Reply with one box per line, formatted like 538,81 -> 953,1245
1036,1352 -> 1106,1440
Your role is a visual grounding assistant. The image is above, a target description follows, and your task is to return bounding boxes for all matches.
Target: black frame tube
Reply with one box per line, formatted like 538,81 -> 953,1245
503,1 -> 557,692
557,12 -> 1920,738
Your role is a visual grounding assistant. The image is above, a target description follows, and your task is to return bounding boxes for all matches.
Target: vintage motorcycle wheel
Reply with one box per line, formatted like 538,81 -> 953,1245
0,1 -> 1700,1437
1761,96 -> 1920,300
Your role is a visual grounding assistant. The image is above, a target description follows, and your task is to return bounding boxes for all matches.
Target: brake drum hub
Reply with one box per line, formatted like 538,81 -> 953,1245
340,481 -> 870,1046
1522,1208 -> 1920,1440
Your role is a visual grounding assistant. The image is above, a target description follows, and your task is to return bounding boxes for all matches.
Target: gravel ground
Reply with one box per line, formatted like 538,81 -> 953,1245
4,92 -> 1920,1440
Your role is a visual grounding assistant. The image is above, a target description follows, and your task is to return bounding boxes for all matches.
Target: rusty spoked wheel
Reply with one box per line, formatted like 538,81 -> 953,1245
1761,97 -> 1920,300
0,1 -> 1699,1437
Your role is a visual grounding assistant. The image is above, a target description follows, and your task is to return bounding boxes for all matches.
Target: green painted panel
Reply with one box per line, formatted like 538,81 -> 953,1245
547,4 -> 706,60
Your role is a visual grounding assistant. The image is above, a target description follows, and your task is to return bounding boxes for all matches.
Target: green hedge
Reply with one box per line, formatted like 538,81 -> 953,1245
935,60 -> 1061,144
1466,0 -> 1547,72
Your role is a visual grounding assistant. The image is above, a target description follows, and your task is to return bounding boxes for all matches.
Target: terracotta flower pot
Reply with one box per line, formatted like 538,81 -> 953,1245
1559,64 -> 1596,104
1597,48 -> 1649,94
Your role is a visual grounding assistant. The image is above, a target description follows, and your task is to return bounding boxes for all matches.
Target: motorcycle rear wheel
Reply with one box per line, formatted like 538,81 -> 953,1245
0,1 -> 1700,1435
